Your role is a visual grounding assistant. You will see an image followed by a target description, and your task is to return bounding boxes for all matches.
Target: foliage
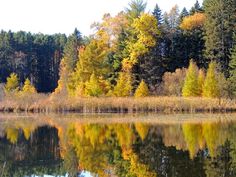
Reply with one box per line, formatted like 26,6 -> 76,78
134,80 -> 149,98
113,72 -> 132,97
180,13 -> 205,30
198,69 -> 205,96
84,73 -> 103,97
203,61 -> 220,98
4,73 -> 19,93
162,68 -> 186,96
182,60 -> 199,97
229,34 -> 236,97
22,78 -> 36,94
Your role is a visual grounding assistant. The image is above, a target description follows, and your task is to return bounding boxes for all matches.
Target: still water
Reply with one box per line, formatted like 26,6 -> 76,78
1,113 -> 236,177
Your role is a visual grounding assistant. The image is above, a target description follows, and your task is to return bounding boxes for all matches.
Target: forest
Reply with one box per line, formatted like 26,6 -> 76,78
0,0 -> 236,112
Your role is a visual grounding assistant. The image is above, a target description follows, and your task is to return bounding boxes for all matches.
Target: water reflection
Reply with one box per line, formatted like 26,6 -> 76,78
1,114 -> 236,177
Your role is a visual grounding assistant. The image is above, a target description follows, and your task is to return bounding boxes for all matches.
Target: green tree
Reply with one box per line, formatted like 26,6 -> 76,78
22,78 -> 36,94
229,34 -> 236,97
4,73 -> 19,93
203,61 -> 220,98
113,72 -> 132,97
182,60 -> 199,97
204,0 -> 236,73
126,0 -> 147,19
85,73 -> 103,97
134,80 -> 149,98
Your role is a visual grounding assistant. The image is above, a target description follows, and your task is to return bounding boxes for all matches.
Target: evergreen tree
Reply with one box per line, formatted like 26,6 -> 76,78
179,7 -> 189,23
204,0 -> 236,73
190,0 -> 202,15
152,4 -> 163,26
229,34 -> 236,96
22,78 -> 36,94
113,72 -> 132,97
63,28 -> 82,71
203,61 -> 220,98
134,80 -> 149,98
126,0 -> 147,19
85,73 -> 103,97
4,73 -> 19,93
182,60 -> 199,97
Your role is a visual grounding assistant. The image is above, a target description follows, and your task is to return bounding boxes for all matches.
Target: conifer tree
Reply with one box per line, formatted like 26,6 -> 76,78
134,80 -> 149,98
229,34 -> 236,96
182,60 -> 199,97
113,72 -> 132,97
84,73 -> 103,97
203,61 -> 220,98
4,73 -> 19,93
198,69 -> 205,96
22,78 -> 36,94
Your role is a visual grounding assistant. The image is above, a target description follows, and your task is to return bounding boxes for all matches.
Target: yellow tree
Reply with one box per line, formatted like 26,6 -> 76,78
203,61 -> 220,98
4,73 -> 19,93
134,80 -> 149,98
122,13 -> 160,71
84,73 -> 103,97
198,69 -> 205,96
182,60 -> 199,97
113,72 -> 132,97
180,13 -> 205,31
22,78 -> 36,94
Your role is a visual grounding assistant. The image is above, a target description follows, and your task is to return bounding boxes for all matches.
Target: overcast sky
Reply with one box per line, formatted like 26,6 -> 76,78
0,0 -> 203,36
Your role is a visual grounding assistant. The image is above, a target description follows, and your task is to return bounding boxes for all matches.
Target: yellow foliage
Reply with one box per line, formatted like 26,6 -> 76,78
198,69 -> 205,96
6,128 -> 19,144
4,73 -> 19,93
113,72 -> 132,97
22,78 -> 36,94
180,13 -> 205,30
134,123 -> 149,140
134,80 -> 149,98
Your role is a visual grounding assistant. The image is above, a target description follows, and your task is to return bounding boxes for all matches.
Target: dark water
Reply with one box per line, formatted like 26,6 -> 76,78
1,114 -> 236,177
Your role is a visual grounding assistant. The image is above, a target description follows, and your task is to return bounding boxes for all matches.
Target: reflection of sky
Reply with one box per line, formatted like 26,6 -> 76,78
38,171 -> 93,177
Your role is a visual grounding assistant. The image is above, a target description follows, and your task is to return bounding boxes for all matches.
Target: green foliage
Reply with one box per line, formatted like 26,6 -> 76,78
203,61 -> 220,98
113,72 -> 132,97
22,78 -> 36,94
134,80 -> 149,98
4,73 -> 19,93
85,73 -> 103,97
229,34 -> 236,97
204,0 -> 235,71
182,60 -> 199,97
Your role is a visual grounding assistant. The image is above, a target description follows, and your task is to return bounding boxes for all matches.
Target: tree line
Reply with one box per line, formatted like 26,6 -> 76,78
1,0 -> 236,99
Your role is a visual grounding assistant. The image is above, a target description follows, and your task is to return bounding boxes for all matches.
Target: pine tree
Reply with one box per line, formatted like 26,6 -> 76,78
179,7 -> 189,23
4,73 -> 19,93
113,72 -> 132,97
190,0 -> 202,15
22,78 -> 36,94
203,61 -> 220,98
198,69 -> 205,96
152,4 -> 163,26
84,73 -> 103,97
204,0 -> 236,73
229,34 -> 236,96
182,60 -> 199,97
134,80 -> 149,98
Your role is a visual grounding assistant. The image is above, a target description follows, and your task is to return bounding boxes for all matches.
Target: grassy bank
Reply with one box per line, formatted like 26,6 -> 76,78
1,95 -> 236,113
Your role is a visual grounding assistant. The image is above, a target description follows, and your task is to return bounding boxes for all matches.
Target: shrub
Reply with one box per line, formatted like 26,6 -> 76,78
134,80 -> 149,98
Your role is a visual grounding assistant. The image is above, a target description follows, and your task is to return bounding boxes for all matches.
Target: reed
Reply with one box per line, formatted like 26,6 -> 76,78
1,94 -> 236,113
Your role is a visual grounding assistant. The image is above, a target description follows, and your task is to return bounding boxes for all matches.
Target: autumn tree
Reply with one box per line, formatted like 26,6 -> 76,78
22,78 -> 36,94
182,60 -> 199,97
4,73 -> 19,93
180,13 -> 205,31
134,80 -> 149,97
84,73 -> 103,97
198,69 -> 205,96
113,72 -> 132,97
203,61 -> 220,98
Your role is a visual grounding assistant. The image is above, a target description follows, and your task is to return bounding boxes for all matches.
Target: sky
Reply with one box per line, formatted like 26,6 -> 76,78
0,0 -> 203,36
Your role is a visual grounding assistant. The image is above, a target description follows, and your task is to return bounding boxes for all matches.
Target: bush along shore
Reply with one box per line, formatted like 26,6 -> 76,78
1,96 -> 236,113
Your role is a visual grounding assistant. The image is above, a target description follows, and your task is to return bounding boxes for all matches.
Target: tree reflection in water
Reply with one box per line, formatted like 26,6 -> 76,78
0,116 -> 236,177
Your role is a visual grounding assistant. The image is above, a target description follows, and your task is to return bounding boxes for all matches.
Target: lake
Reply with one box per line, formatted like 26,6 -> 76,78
1,113 -> 236,177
